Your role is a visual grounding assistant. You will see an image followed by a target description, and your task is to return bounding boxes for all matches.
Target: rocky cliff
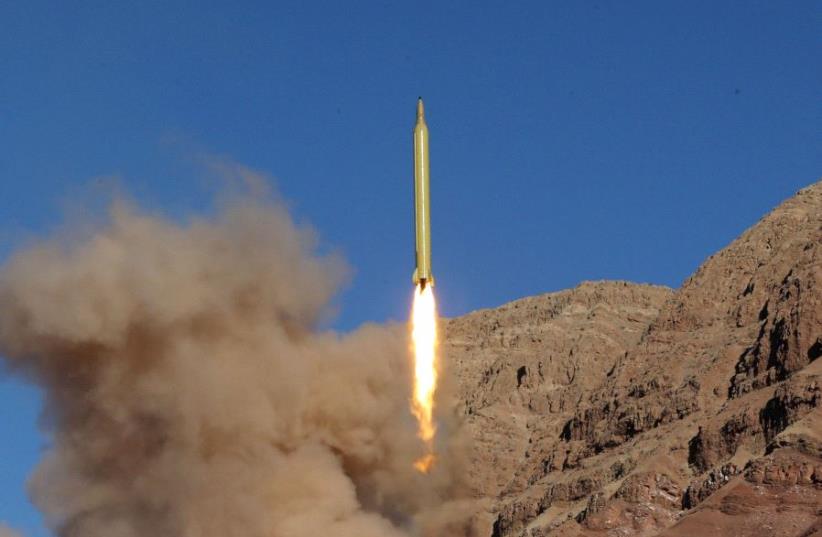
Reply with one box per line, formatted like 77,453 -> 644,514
448,181 -> 821,536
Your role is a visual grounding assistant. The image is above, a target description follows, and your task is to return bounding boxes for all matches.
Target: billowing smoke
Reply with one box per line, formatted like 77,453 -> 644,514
0,524 -> 22,537
0,171 -> 476,536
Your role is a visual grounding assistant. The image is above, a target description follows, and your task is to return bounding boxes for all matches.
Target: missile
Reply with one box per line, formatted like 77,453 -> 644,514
413,98 -> 434,289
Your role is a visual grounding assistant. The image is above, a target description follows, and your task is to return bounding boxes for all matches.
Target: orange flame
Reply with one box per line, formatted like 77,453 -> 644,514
411,283 -> 438,472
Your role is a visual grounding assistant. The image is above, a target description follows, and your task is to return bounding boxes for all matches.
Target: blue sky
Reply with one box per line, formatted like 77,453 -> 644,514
0,1 -> 819,534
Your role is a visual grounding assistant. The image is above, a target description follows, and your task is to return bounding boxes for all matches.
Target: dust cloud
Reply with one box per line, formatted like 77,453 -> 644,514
0,524 -> 21,537
0,171 -> 476,536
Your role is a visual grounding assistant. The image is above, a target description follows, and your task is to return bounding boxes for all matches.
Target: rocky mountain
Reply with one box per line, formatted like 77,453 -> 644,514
447,181 -> 821,536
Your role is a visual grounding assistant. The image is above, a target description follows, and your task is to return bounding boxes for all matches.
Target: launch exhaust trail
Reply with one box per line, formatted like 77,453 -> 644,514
410,98 -> 439,473
411,283 -> 437,472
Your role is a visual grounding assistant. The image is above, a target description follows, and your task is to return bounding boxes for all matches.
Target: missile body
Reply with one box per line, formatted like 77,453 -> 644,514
413,98 -> 434,288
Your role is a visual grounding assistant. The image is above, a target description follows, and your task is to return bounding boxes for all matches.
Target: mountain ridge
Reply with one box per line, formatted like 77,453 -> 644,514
448,181 -> 822,536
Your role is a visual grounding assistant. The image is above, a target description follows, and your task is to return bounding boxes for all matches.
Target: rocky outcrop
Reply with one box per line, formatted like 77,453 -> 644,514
760,377 -> 821,443
450,181 -> 822,536
661,448 -> 822,537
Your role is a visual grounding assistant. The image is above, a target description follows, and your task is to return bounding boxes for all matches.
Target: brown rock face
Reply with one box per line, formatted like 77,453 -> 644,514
449,181 -> 822,536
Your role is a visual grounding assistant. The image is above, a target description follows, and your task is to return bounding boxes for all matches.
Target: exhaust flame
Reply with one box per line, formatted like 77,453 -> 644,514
411,283 -> 438,473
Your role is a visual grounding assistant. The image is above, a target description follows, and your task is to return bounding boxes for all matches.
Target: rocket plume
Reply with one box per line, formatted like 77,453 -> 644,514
411,283 -> 438,473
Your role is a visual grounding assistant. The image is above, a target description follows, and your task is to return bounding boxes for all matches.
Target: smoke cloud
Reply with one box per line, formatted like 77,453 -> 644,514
0,524 -> 21,537
0,170 -> 476,536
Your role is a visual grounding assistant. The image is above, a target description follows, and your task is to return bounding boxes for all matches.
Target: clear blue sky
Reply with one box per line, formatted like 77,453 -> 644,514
0,1 -> 819,534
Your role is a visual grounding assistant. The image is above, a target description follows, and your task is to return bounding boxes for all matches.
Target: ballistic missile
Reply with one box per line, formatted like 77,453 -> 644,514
413,98 -> 434,289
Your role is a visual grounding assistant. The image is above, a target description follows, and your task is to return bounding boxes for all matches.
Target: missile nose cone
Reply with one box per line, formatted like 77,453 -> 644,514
417,98 -> 425,120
